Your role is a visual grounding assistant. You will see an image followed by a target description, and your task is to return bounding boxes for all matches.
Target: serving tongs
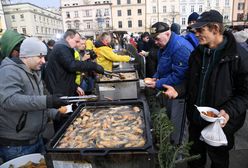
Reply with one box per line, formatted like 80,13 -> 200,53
60,95 -> 98,103
104,70 -> 125,79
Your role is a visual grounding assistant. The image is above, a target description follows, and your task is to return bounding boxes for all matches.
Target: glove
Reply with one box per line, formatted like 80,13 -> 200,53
47,95 -> 69,109
95,64 -> 104,74
130,57 -> 135,62
55,111 -> 71,121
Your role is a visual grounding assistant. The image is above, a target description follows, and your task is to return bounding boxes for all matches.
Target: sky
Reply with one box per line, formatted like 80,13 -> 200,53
10,0 -> 60,8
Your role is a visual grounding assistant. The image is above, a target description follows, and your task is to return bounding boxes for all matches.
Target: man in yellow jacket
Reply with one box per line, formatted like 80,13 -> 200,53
94,32 -> 134,71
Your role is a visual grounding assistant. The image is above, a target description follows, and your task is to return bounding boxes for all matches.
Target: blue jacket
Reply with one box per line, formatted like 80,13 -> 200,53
153,32 -> 193,89
184,32 -> 199,49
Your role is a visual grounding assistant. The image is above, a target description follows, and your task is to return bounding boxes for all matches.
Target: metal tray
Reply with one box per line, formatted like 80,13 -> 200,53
46,100 -> 153,156
97,70 -> 139,83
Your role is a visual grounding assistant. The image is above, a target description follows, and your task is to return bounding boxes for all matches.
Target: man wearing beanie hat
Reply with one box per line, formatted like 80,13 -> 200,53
184,12 -> 200,48
163,10 -> 248,168
0,37 -> 69,162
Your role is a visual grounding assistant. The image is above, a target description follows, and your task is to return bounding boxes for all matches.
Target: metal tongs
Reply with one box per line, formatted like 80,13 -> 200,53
104,70 -> 125,79
60,95 -> 98,103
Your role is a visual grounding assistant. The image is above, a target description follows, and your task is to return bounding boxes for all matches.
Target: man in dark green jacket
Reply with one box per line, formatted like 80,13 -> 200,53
0,30 -> 25,62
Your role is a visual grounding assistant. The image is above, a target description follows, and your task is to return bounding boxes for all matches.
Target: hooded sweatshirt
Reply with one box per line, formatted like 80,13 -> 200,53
0,57 -> 57,142
0,30 -> 25,61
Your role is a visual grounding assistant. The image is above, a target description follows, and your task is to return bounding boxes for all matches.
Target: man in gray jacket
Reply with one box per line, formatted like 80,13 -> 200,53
0,37 -> 68,162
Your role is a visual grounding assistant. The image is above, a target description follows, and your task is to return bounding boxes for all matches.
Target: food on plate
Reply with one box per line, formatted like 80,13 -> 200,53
58,106 -> 67,113
14,158 -> 47,168
202,111 -> 218,118
144,78 -> 153,84
57,105 -> 146,148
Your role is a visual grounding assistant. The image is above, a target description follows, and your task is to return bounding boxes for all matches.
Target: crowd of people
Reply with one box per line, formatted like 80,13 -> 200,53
0,9 -> 248,168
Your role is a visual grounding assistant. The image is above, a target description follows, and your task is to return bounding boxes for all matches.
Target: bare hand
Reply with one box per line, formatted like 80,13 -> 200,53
76,87 -> 85,96
218,109 -> 229,127
82,54 -> 91,61
162,84 -> 178,99
145,80 -> 156,88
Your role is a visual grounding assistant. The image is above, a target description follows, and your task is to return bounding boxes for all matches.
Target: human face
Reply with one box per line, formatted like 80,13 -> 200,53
25,56 -> 45,71
142,36 -> 149,42
194,26 -> 216,48
154,31 -> 170,49
102,35 -> 112,46
67,33 -> 81,48
76,39 -> 86,51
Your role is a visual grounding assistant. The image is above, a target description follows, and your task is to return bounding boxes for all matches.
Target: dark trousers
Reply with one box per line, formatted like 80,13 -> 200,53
187,123 -> 234,168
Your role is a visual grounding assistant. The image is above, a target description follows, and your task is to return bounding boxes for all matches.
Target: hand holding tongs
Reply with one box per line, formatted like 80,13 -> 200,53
60,95 -> 98,103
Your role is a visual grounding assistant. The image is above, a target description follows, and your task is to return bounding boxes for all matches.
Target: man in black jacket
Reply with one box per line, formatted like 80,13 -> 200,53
45,29 -> 104,96
163,10 -> 248,168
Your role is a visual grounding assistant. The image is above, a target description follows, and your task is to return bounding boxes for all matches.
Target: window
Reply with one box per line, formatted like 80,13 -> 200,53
118,21 -> 122,28
137,9 -> 142,15
127,9 -> 131,16
216,0 -> 219,7
74,11 -> 78,17
85,10 -> 90,17
75,21 -> 80,30
104,9 -> 109,16
96,9 -> 102,17
191,5 -> 194,12
68,24 -> 71,29
224,15 -> 229,20
182,18 -> 185,25
117,10 -> 122,16
34,15 -> 36,21
163,6 -> 167,13
181,6 -> 185,13
20,14 -> 24,20
137,0 -> 141,3
13,28 -> 17,32
117,0 -> 121,5
86,22 -> 91,29
171,5 -> 175,12
36,26 -> 39,33
237,13 -> 244,21
152,6 -> 156,14
199,5 -> 202,13
66,12 -> 70,18
11,15 -> 15,21
225,0 -> 229,6
238,3 -> 244,10
138,20 -> 142,27
127,0 -> 131,4
128,20 -> 132,28
106,20 -> 110,27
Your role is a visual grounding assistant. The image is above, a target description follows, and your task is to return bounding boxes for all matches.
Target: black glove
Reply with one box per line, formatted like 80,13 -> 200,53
95,64 -> 104,74
46,95 -> 69,109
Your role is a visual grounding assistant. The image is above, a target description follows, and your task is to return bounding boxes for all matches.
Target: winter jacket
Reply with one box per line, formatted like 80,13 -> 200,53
45,39 -> 99,96
0,30 -> 25,61
94,41 -> 130,71
0,57 -> 57,142
153,32 -> 194,89
176,31 -> 248,134
184,31 -> 199,49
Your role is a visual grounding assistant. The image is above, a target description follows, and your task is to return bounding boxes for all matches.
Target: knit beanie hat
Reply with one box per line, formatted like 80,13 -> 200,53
19,37 -> 47,57
188,12 -> 199,24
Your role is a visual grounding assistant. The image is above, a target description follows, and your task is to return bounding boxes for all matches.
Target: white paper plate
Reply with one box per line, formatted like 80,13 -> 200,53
195,105 -> 221,122
0,153 -> 44,168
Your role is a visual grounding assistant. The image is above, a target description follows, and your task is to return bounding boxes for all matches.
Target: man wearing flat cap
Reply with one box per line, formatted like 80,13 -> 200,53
163,10 -> 248,168
146,22 -> 193,89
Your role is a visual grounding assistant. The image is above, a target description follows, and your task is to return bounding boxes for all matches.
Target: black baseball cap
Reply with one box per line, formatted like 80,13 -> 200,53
190,10 -> 223,29
151,22 -> 170,37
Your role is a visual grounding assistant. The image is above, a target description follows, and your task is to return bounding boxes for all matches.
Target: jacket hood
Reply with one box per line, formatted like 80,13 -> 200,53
94,41 -> 106,48
0,30 -> 25,59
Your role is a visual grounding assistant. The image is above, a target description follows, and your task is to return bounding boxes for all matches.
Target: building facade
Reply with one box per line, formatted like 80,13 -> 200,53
232,0 -> 248,26
61,0 -> 112,37
0,1 -> 6,36
111,0 -> 146,33
2,3 -> 63,41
